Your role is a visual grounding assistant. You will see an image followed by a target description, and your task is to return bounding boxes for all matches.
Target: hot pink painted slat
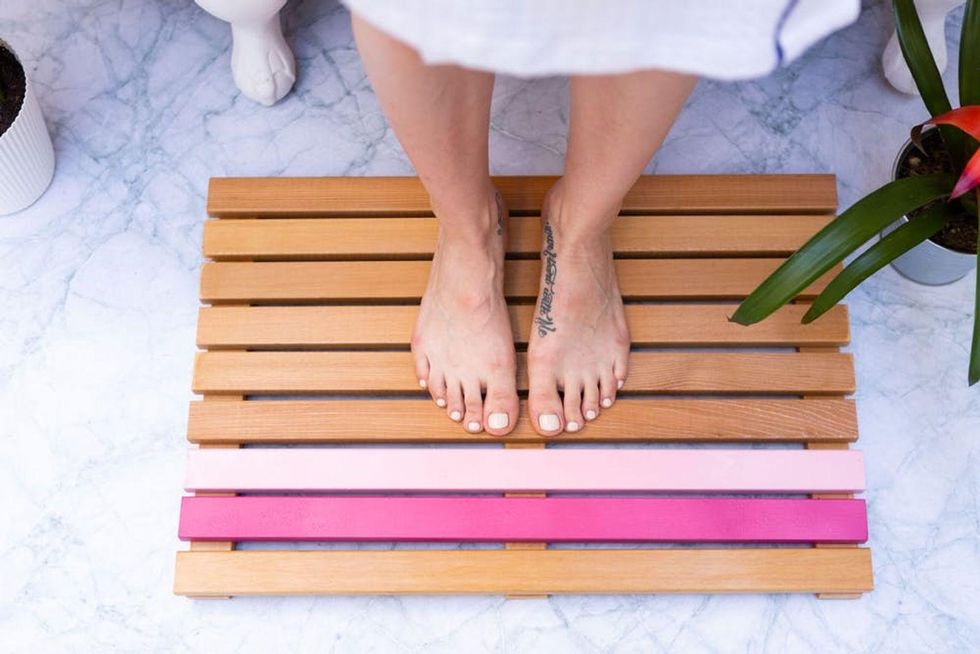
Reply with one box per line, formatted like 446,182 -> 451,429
184,448 -> 865,493
178,496 -> 869,543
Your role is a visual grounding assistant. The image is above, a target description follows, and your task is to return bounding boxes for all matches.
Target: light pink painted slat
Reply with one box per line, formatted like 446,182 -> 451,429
178,496 -> 869,543
184,448 -> 865,493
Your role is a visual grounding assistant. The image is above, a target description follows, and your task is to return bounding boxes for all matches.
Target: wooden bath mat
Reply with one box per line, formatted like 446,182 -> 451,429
174,175 -> 873,598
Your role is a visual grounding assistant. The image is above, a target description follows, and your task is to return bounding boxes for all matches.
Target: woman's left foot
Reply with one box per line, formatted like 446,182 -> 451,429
526,187 -> 630,435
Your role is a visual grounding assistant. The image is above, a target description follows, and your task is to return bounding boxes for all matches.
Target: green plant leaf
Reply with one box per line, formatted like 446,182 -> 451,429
731,173 -> 955,325
894,0 -> 966,168
895,0 -> 952,115
971,255 -> 980,385
961,0 -> 980,106
960,0 -> 980,176
802,203 -> 950,323
970,193 -> 980,386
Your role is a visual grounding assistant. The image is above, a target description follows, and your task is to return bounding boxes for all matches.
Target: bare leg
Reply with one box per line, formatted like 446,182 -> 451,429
352,14 -> 519,435
527,70 -> 697,435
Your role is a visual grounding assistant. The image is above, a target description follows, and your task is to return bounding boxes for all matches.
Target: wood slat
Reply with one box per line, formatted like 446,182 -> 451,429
203,215 -> 835,260
183,448 -> 865,494
179,496 -> 869,543
186,398 -> 859,444
191,395 -> 243,559
197,304 -> 849,349
796,334 -> 863,599
207,175 -> 837,217
199,259 -> 841,303
503,440 -> 547,564
178,173 -> 870,599
174,548 -> 872,596
192,351 -> 856,396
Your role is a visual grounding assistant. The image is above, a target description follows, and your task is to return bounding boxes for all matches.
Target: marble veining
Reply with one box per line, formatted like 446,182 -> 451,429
0,1 -> 977,651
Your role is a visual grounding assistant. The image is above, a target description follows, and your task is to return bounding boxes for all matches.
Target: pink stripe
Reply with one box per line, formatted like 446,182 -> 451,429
184,448 -> 865,493
178,496 -> 868,543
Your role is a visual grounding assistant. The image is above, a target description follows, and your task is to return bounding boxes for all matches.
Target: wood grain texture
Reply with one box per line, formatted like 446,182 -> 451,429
196,304 -> 849,349
178,496 -> 869,543
174,548 -> 872,596
795,339 -> 864,599
190,396 -> 242,559
199,259 -> 841,303
177,173 -> 870,599
202,214 -> 835,260
206,175 -> 837,217
192,351 -> 856,395
186,398 -> 858,444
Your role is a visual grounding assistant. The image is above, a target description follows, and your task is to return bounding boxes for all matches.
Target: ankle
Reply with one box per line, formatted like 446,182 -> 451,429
437,225 -> 499,252
543,180 -> 619,247
430,183 -> 505,245
547,221 -> 613,260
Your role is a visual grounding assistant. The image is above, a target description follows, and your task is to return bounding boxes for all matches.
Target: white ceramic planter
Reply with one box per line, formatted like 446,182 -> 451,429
881,132 -> 976,285
0,38 -> 54,215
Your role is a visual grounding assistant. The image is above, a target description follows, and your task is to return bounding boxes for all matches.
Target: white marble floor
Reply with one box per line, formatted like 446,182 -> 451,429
1,1 -> 978,652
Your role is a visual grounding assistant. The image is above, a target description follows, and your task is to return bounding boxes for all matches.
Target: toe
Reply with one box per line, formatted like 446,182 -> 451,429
562,377 -> 585,433
446,379 -> 464,423
614,351 -> 630,391
528,373 -> 564,436
582,375 -> 600,421
428,370 -> 447,408
483,374 -> 518,436
599,368 -> 618,409
462,378 -> 484,433
413,349 -> 430,390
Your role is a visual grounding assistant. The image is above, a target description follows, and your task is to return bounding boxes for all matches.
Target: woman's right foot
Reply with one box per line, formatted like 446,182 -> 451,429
412,186 -> 519,436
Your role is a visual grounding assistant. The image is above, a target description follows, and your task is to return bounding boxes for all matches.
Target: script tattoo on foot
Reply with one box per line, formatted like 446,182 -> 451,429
535,222 -> 557,337
495,190 -> 505,236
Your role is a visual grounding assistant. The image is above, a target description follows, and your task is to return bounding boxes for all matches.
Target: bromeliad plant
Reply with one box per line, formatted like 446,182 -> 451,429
732,0 -> 980,385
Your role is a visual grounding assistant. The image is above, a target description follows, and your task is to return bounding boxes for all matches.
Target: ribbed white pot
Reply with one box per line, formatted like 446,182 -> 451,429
0,38 -> 54,215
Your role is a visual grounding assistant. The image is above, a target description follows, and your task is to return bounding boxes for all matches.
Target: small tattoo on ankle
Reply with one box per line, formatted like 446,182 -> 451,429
535,222 -> 558,337
494,191 -> 505,236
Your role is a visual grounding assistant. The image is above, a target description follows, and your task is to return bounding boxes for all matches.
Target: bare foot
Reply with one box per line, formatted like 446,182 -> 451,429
526,184 -> 630,435
412,186 -> 519,435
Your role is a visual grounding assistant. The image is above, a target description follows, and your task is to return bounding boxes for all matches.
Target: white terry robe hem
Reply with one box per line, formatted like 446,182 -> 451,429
343,0 -> 860,80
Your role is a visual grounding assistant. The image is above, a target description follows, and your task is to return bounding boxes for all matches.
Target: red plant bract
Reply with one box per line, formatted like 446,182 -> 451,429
913,105 -> 980,199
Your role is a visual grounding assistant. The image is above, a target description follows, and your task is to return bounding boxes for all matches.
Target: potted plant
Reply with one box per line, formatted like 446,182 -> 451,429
732,0 -> 980,385
0,37 -> 54,215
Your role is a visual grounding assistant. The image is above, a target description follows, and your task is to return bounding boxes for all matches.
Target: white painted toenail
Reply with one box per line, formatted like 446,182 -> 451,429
450,410 -> 462,421
436,398 -> 446,408
566,421 -> 580,432
602,398 -> 613,408
617,379 -> 624,390
585,410 -> 597,421
539,414 -> 560,431
419,379 -> 427,388
488,412 -> 509,430
467,421 -> 482,432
